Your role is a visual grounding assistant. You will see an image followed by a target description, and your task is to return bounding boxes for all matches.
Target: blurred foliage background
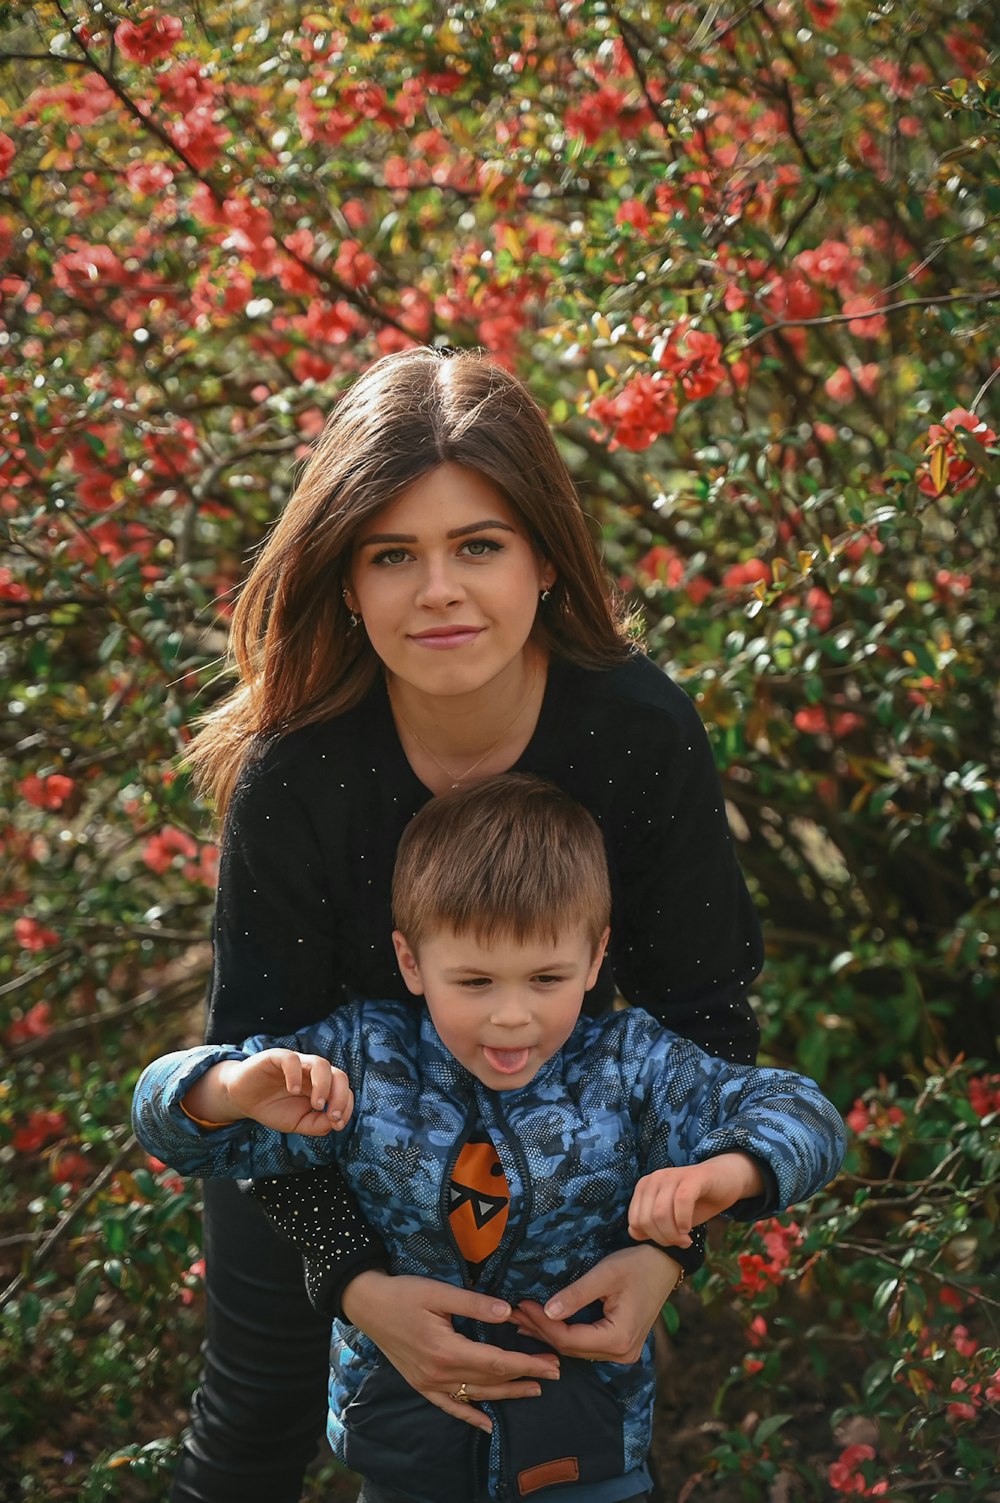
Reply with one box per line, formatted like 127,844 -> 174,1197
1,0 -> 999,1498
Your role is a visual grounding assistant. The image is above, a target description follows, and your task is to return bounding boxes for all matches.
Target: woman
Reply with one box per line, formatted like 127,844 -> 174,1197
178,347 -> 763,1503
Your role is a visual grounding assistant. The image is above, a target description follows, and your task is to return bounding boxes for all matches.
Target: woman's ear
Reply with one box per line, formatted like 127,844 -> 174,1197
392,930 -> 425,995
585,927 -> 611,991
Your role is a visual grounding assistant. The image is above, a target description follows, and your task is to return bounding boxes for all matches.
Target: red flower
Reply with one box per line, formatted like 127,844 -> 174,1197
142,826 -> 199,874
5,1000 -> 52,1046
0,566 -> 30,602
968,1074 -> 1000,1119
20,773 -> 75,810
589,375 -> 678,452
918,408 -> 998,497
807,586 -> 834,632
0,132 -> 15,179
829,1444 -> 888,1495
721,559 -> 771,591
180,1257 -> 206,1305
13,1109 -> 67,1153
51,1149 -> 91,1187
841,295 -> 887,338
806,0 -> 841,29
115,12 -> 183,65
15,916 -> 59,952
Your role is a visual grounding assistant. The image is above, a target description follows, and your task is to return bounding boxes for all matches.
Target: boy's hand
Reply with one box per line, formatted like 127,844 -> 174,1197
627,1152 -> 764,1247
185,1050 -> 354,1136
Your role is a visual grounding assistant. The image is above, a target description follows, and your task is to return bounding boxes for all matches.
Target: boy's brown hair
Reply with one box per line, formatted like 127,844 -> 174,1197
392,774 -> 611,953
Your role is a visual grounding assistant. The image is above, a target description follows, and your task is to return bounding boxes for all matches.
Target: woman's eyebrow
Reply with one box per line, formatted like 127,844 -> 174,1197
356,519 -> 516,546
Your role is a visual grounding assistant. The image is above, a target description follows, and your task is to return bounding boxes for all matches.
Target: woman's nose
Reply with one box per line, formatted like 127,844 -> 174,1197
415,555 -> 463,608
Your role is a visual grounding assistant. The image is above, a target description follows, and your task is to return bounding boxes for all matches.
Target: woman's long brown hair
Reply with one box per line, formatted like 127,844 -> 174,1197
187,348 -> 632,816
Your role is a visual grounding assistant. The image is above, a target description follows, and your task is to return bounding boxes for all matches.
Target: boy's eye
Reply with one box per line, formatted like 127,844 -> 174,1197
460,538 -> 502,557
460,977 -> 492,989
534,974 -> 562,986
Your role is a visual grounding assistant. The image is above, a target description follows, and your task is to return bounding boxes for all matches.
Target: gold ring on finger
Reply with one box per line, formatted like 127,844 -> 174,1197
451,1382 -> 471,1403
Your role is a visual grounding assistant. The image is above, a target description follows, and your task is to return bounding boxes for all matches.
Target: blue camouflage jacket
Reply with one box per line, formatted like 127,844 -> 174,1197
132,1003 -> 846,1503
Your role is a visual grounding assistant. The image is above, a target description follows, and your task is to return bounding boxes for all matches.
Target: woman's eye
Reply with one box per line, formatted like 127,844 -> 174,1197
460,538 -> 502,558
373,548 -> 411,566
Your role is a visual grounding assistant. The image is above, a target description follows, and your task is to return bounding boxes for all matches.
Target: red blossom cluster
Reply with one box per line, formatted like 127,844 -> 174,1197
968,1074 -> 1000,1119
115,12 -> 184,65
828,1443 -> 888,1496
794,705 -> 864,738
918,409 -> 999,498
633,545 -> 712,605
563,84 -> 653,144
736,1217 -> 801,1296
17,74 -> 116,127
845,1095 -> 905,1140
14,916 -> 60,952
180,1257 -> 207,1305
588,374 -> 677,452
20,773 -> 75,810
13,1109 -> 68,1154
5,1000 -> 53,1046
142,827 -> 219,886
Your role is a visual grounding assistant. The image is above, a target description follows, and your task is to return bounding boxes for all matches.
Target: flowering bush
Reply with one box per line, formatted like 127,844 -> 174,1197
1,0 -> 998,1496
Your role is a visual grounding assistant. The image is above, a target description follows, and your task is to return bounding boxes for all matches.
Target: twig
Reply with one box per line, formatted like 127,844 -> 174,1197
9,974 -> 206,1059
0,1132 -> 137,1312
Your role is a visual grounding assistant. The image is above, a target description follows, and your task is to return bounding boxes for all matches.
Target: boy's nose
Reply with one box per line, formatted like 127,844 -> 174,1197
489,992 -> 532,1027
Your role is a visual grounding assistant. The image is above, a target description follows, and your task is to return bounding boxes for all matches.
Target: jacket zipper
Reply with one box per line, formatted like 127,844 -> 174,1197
477,1090 -> 536,1503
437,1103 -> 486,1503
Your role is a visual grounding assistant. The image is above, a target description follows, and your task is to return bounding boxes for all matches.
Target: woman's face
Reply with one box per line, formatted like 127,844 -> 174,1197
346,463 -> 554,700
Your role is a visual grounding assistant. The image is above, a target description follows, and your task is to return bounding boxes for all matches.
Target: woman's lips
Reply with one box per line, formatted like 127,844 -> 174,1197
482,1046 -> 531,1075
410,627 -> 483,650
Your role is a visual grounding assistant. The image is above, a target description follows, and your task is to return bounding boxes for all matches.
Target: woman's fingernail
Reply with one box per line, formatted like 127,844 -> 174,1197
544,1300 -> 563,1318
529,1385 -> 541,1397
490,1300 -> 510,1317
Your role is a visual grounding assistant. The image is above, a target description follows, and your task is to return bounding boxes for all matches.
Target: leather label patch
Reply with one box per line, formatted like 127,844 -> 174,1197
517,1458 -> 580,1495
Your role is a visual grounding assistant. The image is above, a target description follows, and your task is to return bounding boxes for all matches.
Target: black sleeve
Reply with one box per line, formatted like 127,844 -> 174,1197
209,745 -> 391,1311
206,748 -> 341,1044
610,693 -> 763,1067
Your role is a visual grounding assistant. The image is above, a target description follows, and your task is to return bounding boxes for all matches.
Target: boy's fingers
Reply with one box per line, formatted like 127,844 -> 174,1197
280,1052 -> 303,1097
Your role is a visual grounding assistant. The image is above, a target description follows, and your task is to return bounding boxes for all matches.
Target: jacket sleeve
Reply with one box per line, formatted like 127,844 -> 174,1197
131,1014 -> 361,1180
610,680 -> 763,1066
624,1012 -> 846,1218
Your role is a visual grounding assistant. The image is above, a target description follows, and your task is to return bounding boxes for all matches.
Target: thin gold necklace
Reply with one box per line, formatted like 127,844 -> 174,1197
389,669 -> 540,789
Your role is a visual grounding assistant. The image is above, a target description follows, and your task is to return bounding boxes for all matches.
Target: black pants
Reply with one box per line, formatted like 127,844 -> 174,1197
170,1178 -> 330,1503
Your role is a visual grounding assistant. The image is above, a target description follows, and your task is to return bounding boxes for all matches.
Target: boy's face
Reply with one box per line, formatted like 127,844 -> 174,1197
392,923 -> 609,1092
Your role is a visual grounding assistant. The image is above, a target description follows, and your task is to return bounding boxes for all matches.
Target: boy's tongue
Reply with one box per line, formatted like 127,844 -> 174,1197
482,1046 -> 531,1075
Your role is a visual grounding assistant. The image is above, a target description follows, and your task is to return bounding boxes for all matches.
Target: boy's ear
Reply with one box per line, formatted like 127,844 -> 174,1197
585,927 -> 611,991
392,930 -> 425,996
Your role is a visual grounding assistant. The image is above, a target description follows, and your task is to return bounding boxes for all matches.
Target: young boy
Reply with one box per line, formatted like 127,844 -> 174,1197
133,775 -> 846,1503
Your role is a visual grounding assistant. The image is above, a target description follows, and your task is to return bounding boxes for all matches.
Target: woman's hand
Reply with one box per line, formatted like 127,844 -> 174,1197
509,1244 -> 682,1365
342,1269 -> 560,1432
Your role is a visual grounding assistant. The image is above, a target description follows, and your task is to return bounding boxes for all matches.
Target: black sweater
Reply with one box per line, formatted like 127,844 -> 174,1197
207,650 -> 764,1306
